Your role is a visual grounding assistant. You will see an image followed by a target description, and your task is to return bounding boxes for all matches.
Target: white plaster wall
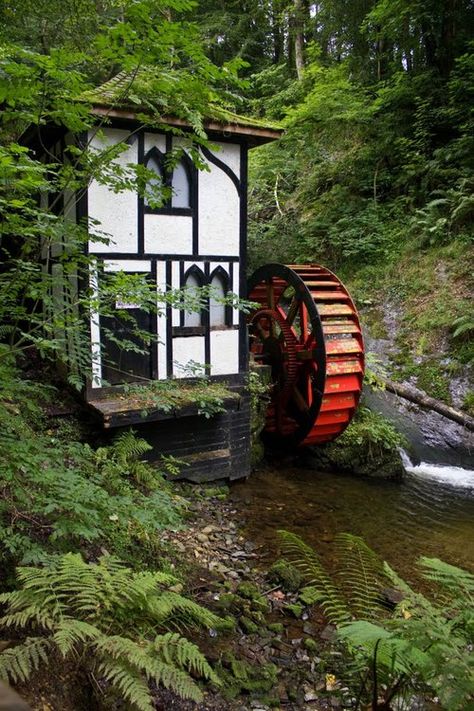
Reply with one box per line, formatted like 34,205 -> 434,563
172,337 -> 205,378
232,263 -> 240,325
156,261 -> 168,379
209,143 -> 241,179
144,214 -> 192,254
184,261 -> 204,272
89,265 -> 102,387
209,261 -> 229,272
171,261 -> 181,326
198,163 -> 240,255
103,260 -> 151,272
88,129 -> 138,254
144,133 -> 166,155
210,330 -> 239,375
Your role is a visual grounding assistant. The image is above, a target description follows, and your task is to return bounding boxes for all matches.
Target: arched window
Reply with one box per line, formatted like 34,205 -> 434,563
143,147 -> 194,213
171,159 -> 191,208
209,273 -> 227,327
183,268 -> 203,327
144,150 -> 164,209
209,267 -> 230,328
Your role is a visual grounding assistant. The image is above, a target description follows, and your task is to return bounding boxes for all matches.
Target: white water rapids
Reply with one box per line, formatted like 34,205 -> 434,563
401,450 -> 474,490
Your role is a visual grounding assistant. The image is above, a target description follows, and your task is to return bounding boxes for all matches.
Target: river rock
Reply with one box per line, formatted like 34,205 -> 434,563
304,444 -> 405,479
201,525 -> 216,534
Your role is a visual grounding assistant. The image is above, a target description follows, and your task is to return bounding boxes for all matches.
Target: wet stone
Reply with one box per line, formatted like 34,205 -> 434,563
201,525 -> 216,534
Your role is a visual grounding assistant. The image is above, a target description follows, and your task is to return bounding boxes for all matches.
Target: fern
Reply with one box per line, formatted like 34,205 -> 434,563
95,430 -> 161,490
334,533 -> 389,620
276,532 -> 474,710
277,530 -> 350,625
153,632 -> 220,684
0,553 -> 223,710
96,635 -> 206,703
98,659 -> 156,711
452,314 -> 474,339
419,557 -> 474,598
0,638 -> 50,684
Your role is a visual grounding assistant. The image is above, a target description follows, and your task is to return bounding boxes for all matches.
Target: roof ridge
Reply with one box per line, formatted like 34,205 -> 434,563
81,69 -> 283,135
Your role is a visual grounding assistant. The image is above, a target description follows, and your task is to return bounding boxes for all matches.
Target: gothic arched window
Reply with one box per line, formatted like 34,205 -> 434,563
183,267 -> 204,328
144,149 -> 165,209
143,147 -> 194,213
209,268 -> 230,328
171,159 -> 191,209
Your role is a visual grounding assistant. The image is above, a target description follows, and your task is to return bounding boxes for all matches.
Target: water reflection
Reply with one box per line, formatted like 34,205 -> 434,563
229,461 -> 474,581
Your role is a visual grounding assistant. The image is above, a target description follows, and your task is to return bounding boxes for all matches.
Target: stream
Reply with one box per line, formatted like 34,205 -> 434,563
229,457 -> 474,584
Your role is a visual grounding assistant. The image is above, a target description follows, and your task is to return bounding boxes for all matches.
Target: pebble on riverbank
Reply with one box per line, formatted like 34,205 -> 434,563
156,484 -> 348,711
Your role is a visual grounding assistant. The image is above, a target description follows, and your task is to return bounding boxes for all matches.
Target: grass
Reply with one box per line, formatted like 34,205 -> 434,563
344,239 -> 473,403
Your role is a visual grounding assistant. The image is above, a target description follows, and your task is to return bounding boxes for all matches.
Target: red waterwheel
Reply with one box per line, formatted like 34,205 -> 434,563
248,263 -> 364,448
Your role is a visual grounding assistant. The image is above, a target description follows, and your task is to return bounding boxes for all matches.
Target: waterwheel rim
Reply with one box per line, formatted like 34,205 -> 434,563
248,263 -> 364,448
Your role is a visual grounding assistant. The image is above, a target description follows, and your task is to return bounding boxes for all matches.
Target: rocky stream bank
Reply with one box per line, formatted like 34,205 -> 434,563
155,481 -> 351,711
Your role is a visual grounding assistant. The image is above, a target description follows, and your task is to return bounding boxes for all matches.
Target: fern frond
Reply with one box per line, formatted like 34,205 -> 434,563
153,632 -> 221,685
419,557 -> 474,600
113,431 -> 152,460
334,533 -> 388,620
0,606 -> 57,631
148,591 -> 223,630
338,621 -> 431,678
53,619 -> 103,657
0,637 -> 50,684
98,659 -> 155,711
277,530 -> 350,625
96,636 -> 204,703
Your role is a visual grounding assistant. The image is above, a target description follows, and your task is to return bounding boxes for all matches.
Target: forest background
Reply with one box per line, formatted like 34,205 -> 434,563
0,1 -> 473,709
0,0 -> 472,579
1,0 -> 473,404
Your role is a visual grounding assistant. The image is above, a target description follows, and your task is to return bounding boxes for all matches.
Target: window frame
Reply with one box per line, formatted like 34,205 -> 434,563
143,146 -> 195,216
209,266 -> 232,329
173,264 -> 206,336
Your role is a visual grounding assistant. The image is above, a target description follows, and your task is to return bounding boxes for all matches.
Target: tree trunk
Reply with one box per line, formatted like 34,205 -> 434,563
440,0 -> 457,76
270,0 -> 284,63
294,0 -> 305,79
378,376 -> 474,431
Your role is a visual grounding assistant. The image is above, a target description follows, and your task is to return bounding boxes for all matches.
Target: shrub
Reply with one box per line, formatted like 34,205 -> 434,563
0,360 -> 182,568
0,554 -> 225,710
278,531 -> 474,710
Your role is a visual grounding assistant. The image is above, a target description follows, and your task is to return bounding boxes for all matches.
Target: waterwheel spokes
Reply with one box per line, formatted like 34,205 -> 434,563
248,263 -> 364,449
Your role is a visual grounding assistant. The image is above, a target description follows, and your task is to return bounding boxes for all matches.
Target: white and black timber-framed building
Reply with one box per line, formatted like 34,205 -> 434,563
37,75 -> 282,481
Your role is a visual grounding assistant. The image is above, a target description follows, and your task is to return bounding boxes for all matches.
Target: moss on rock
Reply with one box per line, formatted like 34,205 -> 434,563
267,559 -> 303,592
304,406 -> 406,480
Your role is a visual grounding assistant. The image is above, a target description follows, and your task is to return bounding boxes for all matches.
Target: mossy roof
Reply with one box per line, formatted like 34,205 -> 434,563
82,71 -> 283,142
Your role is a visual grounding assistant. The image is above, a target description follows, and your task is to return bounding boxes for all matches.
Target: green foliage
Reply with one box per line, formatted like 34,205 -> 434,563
278,531 -> 474,710
216,652 -> 279,701
278,531 -> 351,626
462,391 -> 474,417
122,377 -> 234,419
335,406 -> 405,463
411,179 -> 474,247
247,367 -> 271,413
452,313 -> 474,340
0,360 -> 182,568
0,553 -> 224,709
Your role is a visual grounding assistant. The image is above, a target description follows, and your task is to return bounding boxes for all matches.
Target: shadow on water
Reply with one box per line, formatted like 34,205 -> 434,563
229,460 -> 474,582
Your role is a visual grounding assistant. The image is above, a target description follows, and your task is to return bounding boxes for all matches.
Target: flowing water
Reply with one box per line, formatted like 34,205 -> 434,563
229,456 -> 474,583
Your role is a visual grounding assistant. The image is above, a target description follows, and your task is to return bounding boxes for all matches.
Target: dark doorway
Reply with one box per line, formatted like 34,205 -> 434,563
99,273 -> 154,386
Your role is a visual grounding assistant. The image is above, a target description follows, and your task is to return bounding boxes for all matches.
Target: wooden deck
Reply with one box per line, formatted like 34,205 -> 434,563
87,391 -> 241,428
